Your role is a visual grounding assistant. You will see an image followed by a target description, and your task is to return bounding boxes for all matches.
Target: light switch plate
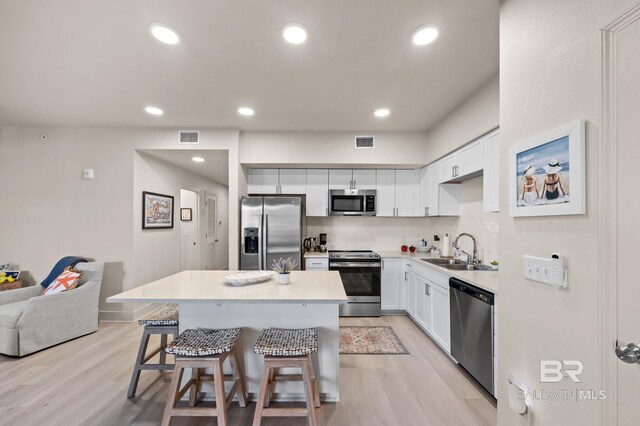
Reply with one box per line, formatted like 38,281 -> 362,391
523,255 -> 567,288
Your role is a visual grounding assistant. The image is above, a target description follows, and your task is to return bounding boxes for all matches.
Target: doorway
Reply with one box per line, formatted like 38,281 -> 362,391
179,188 -> 199,271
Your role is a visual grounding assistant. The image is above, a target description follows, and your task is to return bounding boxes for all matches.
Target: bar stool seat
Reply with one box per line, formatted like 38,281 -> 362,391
128,304 -> 179,398
161,328 -> 247,426
253,328 -> 320,426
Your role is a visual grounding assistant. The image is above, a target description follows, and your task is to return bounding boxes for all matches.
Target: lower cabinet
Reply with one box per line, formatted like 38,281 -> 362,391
414,273 -> 433,332
381,258 -> 401,310
430,282 -> 451,352
304,257 -> 328,271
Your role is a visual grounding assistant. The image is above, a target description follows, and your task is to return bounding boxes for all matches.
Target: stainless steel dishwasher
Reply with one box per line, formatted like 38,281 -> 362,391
449,277 -> 495,396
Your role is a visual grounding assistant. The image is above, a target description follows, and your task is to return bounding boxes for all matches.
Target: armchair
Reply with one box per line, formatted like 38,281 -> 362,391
0,261 -> 104,356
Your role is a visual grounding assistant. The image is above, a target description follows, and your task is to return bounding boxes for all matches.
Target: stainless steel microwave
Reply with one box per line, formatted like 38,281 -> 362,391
329,189 -> 376,216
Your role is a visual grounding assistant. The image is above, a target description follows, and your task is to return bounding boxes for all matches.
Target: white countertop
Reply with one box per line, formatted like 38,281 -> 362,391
107,270 -> 348,304
376,250 -> 499,294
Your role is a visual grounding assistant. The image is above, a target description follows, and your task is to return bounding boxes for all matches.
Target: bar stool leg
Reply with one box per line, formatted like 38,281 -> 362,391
161,361 -> 185,426
213,359 -> 228,426
253,363 -> 272,426
229,349 -> 248,408
309,358 -> 320,408
301,358 -> 318,426
127,328 -> 151,398
188,367 -> 200,407
263,367 -> 278,408
159,333 -> 167,365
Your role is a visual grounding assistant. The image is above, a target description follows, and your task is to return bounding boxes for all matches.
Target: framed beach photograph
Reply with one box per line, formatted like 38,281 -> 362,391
509,119 -> 586,217
180,208 -> 192,221
142,191 -> 174,229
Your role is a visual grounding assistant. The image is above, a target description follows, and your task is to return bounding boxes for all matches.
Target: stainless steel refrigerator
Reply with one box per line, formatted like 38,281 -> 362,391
240,196 -> 305,271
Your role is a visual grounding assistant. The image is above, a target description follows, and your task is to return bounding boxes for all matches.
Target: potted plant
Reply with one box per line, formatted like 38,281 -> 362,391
490,260 -> 499,270
271,257 -> 298,284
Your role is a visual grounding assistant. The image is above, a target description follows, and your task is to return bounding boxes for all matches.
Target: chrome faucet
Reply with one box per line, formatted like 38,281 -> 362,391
452,233 -> 480,265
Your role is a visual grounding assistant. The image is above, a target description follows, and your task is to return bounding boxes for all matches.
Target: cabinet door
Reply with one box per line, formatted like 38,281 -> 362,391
248,169 -> 279,194
429,165 -> 440,216
406,270 -> 417,317
483,129 -> 500,212
306,169 -> 329,216
381,258 -> 401,310
305,257 -> 329,271
376,170 -> 396,217
430,283 -> 450,352
415,274 -> 433,331
279,169 -> 306,194
457,140 -> 484,178
419,166 -> 431,216
438,155 -> 457,183
395,170 -> 416,217
328,169 -> 353,189
352,169 -> 376,189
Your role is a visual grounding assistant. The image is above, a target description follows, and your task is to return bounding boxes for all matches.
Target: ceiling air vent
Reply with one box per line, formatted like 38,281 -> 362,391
355,135 -> 375,149
179,130 -> 200,144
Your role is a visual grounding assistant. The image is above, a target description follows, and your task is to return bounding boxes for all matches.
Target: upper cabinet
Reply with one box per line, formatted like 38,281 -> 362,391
395,170 -> 418,217
306,169 -> 329,217
248,169 -> 306,194
376,169 -> 420,217
483,129 -> 500,212
438,139 -> 484,183
375,170 -> 396,217
329,169 -> 376,190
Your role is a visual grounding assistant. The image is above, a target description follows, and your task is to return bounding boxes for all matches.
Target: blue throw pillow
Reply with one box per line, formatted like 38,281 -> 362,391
40,256 -> 87,288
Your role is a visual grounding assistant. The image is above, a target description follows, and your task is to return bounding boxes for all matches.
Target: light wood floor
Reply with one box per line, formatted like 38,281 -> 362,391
0,316 -> 496,426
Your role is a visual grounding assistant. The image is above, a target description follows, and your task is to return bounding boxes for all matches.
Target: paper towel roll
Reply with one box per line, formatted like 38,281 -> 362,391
442,233 -> 450,257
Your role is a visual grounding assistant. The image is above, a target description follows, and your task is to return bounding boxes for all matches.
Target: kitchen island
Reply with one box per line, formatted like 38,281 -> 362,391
107,270 -> 348,402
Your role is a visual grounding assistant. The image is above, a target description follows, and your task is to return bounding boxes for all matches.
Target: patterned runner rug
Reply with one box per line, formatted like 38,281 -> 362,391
339,326 -> 409,355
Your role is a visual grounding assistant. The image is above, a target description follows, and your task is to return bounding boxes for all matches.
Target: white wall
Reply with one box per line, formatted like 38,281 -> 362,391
133,152 -> 229,313
0,126 -> 240,321
498,1 -> 637,425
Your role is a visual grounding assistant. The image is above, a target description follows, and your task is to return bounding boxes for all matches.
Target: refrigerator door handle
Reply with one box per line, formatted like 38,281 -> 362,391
264,214 -> 269,269
258,213 -> 264,270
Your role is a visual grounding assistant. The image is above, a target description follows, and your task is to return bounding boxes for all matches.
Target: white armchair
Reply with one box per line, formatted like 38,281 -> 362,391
0,262 -> 104,356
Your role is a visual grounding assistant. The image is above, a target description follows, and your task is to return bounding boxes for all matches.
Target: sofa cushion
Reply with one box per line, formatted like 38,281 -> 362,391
41,269 -> 83,296
0,300 -> 29,329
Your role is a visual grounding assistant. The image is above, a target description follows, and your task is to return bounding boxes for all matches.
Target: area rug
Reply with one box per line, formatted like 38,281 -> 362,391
339,326 -> 409,355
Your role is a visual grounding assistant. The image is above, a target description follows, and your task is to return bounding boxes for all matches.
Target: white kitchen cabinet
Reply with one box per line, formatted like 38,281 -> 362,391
279,169 -> 306,194
483,129 -> 500,212
248,169 -> 279,194
430,282 -> 450,352
352,169 -> 376,189
456,139 -> 484,179
376,169 -> 396,217
304,257 -> 329,271
395,169 -> 417,217
406,270 -> 416,317
414,273 -> 433,332
400,261 -> 413,310
306,169 -> 329,216
438,154 -> 457,183
381,258 -> 401,310
328,169 -> 353,190
418,166 -> 431,217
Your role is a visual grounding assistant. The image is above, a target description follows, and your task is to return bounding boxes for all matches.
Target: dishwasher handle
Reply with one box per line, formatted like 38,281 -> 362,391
449,277 -> 494,305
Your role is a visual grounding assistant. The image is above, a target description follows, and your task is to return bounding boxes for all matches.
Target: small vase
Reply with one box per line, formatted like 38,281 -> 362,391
278,273 -> 291,285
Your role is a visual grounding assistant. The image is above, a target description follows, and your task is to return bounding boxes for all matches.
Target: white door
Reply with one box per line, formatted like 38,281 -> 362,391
306,169 -> 329,216
381,258 -> 400,310
438,154 -> 457,183
179,189 -> 198,271
328,169 -> 353,189
375,169 -> 396,217
395,170 -> 416,217
610,12 -> 640,424
414,274 -> 431,331
419,166 -> 431,216
406,270 -> 416,317
248,169 -> 278,194
352,169 -> 376,189
204,193 -> 218,270
279,169 -> 306,194
429,165 -> 440,216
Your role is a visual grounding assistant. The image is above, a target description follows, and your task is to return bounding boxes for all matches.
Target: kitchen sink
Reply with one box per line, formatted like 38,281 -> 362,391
443,264 -> 491,271
422,258 -> 466,266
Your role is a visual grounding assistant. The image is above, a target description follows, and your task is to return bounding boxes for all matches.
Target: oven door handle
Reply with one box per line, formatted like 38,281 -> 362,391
330,262 -> 382,268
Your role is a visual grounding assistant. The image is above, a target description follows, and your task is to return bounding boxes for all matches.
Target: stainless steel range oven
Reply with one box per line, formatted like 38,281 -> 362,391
329,250 -> 381,317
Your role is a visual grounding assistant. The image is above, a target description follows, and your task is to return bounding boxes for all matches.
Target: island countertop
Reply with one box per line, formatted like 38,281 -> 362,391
107,270 -> 348,304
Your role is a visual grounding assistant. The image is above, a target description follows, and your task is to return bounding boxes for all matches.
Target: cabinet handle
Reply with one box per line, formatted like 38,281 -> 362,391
326,207 -> 328,216
354,180 -> 357,189
425,284 -> 431,296
452,165 -> 455,178
426,206 -> 429,215
404,272 -> 408,281
382,260 -> 385,270
424,207 -> 427,216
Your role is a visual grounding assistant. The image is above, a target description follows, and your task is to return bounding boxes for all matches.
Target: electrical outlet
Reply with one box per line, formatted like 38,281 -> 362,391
523,255 -> 567,288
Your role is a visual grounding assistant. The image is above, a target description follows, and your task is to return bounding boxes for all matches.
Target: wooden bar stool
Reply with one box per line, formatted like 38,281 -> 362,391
161,328 -> 247,426
252,328 -> 320,426
128,304 -> 179,398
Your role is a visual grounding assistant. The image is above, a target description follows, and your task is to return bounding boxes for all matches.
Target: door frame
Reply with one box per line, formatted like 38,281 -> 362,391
599,5 -> 640,424
179,186 -> 201,270
204,192 -> 219,270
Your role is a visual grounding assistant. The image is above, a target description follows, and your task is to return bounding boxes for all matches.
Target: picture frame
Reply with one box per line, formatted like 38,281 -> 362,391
142,191 -> 174,229
509,119 -> 586,217
180,208 -> 192,221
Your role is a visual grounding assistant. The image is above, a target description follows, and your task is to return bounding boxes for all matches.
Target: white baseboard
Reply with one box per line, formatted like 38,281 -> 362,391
99,303 -> 156,322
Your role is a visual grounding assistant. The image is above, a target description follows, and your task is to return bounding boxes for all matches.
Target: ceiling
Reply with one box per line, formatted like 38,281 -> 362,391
0,0 -> 498,131
139,149 -> 229,185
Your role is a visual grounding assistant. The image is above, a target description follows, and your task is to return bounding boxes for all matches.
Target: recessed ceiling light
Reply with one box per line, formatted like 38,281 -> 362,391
192,156 -> 205,163
145,106 -> 164,116
412,25 -> 439,46
238,107 -> 255,116
374,108 -> 390,118
150,23 -> 180,45
282,23 -> 307,44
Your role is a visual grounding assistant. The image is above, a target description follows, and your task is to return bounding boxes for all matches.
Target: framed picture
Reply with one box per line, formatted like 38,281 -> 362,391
142,191 -> 174,229
509,119 -> 586,217
180,208 -> 192,221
